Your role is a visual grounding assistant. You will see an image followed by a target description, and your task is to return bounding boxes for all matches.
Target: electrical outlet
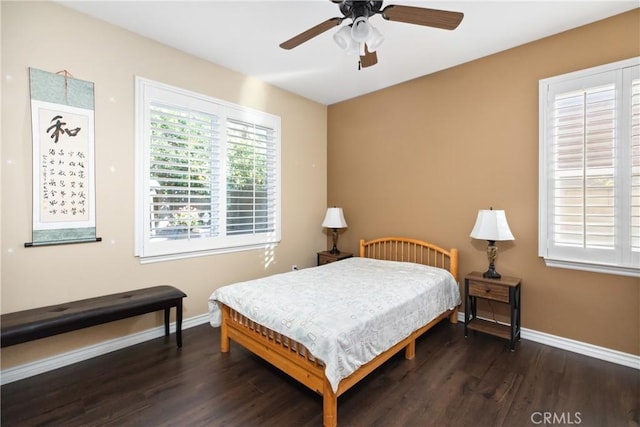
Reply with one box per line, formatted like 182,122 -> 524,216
291,265 -> 298,271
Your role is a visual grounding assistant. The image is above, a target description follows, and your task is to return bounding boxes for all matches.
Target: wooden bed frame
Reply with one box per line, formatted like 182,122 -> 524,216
219,237 -> 459,427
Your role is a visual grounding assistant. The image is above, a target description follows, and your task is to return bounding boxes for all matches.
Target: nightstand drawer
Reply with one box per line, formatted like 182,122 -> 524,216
317,251 -> 353,266
468,280 -> 509,303
318,254 -> 334,265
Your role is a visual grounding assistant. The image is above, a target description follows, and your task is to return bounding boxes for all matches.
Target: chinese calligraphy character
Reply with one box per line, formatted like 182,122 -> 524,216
46,115 -> 81,143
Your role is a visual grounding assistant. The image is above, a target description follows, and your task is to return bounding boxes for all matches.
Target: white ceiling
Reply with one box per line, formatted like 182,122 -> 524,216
58,1 -> 638,105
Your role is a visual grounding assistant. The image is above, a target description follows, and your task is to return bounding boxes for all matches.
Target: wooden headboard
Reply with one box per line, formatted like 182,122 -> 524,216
359,237 -> 458,281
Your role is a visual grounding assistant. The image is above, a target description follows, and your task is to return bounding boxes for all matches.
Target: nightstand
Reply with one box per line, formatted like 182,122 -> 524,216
464,271 -> 521,351
317,251 -> 353,266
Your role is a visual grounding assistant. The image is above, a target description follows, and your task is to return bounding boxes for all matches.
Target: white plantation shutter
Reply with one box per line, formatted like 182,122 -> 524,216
149,102 -> 220,241
136,78 -> 281,261
225,118 -> 277,236
631,76 -> 640,254
539,58 -> 639,276
549,76 -> 616,257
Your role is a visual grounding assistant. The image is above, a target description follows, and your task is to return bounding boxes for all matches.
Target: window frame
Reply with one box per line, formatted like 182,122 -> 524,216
538,57 -> 639,277
134,77 -> 281,263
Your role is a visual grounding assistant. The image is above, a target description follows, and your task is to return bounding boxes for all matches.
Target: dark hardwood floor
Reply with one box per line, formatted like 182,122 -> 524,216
1,321 -> 638,426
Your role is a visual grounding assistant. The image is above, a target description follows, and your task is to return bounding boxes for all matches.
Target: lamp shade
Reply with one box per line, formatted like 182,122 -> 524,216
351,16 -> 372,42
470,209 -> 514,241
322,207 -> 347,229
366,26 -> 384,51
333,26 -> 353,50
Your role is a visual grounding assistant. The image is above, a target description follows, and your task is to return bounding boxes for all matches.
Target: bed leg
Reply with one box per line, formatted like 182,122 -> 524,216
404,339 -> 416,360
221,323 -> 230,353
221,306 -> 230,353
449,306 -> 459,324
323,377 -> 338,427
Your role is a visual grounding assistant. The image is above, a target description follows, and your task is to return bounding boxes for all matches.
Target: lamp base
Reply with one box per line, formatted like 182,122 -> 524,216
329,228 -> 340,254
482,267 -> 501,279
483,240 -> 501,279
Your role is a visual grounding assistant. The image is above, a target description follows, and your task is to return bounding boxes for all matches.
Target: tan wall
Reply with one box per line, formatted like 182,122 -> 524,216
1,1 -> 327,368
328,10 -> 640,355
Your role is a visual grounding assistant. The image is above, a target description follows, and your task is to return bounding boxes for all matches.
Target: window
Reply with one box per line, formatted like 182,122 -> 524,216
538,57 -> 639,277
135,78 -> 281,262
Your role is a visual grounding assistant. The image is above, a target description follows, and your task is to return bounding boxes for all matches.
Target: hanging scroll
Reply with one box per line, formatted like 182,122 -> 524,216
26,68 -> 100,246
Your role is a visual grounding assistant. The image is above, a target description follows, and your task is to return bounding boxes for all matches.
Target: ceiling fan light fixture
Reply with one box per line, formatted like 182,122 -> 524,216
280,1 -> 465,68
351,16 -> 372,42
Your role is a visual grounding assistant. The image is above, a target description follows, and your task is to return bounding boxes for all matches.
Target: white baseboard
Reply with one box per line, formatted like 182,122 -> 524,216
2,312 -> 637,386
0,313 -> 210,385
457,312 -> 640,370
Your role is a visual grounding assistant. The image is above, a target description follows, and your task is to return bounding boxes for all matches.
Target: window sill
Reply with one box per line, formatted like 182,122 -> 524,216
137,241 -> 279,264
543,258 -> 640,278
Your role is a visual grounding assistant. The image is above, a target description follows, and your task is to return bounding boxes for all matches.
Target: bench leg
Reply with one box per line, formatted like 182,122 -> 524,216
164,308 -> 170,337
176,300 -> 183,348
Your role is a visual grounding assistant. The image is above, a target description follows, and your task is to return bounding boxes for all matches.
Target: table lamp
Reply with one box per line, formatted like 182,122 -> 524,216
322,207 -> 347,254
470,208 -> 515,279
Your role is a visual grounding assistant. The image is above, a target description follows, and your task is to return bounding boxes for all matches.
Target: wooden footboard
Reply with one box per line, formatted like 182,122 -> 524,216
220,236 -> 460,427
221,303 -> 455,427
221,305 -> 326,392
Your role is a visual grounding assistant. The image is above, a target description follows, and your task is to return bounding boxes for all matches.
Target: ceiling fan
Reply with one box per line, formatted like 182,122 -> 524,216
279,0 -> 464,69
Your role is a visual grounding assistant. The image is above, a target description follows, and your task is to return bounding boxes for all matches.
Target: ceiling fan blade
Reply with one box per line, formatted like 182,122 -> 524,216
279,17 -> 343,50
360,45 -> 378,68
381,5 -> 463,30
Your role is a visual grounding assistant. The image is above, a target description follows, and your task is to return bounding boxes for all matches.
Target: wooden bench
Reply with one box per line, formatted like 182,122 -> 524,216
1,285 -> 186,348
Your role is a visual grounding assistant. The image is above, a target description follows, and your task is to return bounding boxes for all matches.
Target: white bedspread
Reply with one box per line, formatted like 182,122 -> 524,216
208,257 -> 460,393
